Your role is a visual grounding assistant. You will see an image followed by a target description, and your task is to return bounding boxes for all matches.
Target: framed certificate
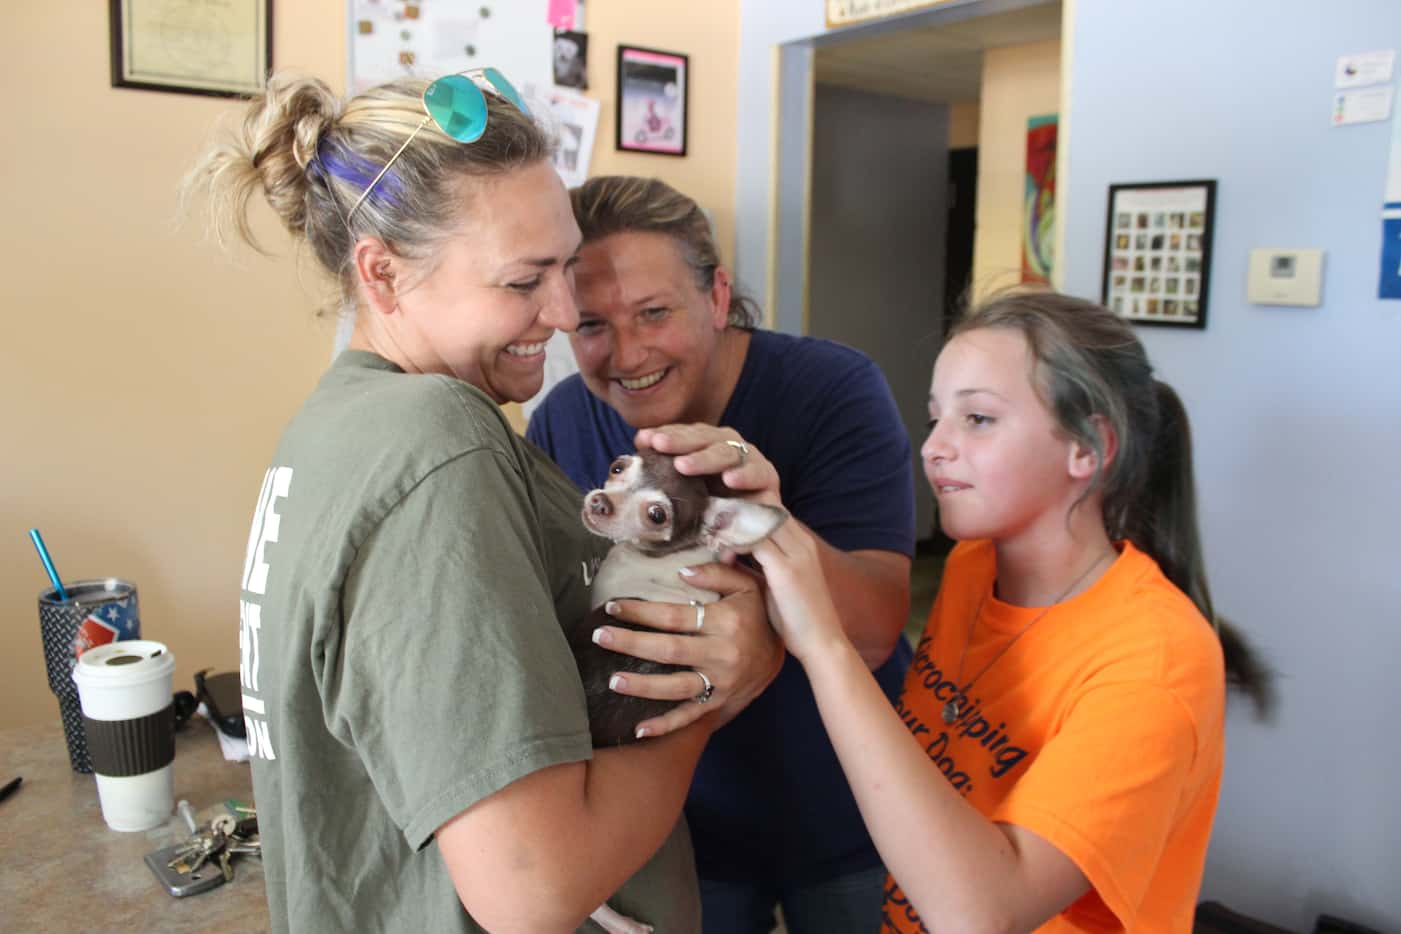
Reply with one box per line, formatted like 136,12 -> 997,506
109,0 -> 272,98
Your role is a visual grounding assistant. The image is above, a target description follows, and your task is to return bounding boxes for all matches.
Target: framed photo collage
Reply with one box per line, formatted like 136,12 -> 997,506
1101,180 -> 1216,329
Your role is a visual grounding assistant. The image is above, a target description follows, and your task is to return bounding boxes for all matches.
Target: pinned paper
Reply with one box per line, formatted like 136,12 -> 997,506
547,0 -> 578,30
540,87 -> 599,188
1336,50 -> 1395,89
1333,86 -> 1393,126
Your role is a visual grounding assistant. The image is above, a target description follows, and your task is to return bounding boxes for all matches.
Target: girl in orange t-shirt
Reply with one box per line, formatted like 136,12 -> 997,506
752,292 -> 1270,932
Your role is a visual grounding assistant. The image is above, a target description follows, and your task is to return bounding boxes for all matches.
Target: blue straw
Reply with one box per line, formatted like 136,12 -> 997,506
28,529 -> 69,601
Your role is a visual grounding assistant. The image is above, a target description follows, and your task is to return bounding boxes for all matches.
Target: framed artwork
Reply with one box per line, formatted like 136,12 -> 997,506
616,45 -> 687,156
1102,180 -> 1216,328
109,0 -> 272,98
1022,114 -> 1058,285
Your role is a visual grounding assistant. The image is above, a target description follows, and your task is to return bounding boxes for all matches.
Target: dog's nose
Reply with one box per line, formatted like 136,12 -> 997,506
587,491 -> 613,517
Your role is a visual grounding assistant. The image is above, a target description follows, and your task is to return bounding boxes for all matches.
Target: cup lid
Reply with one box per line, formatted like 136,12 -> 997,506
71,640 -> 175,687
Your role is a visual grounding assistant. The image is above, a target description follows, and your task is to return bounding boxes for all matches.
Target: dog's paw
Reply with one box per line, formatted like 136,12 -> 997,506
590,902 -> 654,934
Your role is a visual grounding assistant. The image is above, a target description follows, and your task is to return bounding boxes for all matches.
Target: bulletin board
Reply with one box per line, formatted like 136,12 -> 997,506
347,0 -> 553,95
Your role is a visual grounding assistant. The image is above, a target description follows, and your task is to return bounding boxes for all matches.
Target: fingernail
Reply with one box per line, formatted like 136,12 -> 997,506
609,674 -> 627,691
635,726 -> 650,739
592,627 -> 611,645
605,600 -> 619,616
678,566 -> 697,577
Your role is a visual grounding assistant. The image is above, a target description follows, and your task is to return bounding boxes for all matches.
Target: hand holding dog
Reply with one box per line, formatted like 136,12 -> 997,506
595,561 -> 782,739
635,424 -> 782,508
749,518 -> 850,666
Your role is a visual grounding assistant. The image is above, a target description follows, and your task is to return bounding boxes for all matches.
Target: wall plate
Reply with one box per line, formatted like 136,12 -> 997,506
1248,248 -> 1324,306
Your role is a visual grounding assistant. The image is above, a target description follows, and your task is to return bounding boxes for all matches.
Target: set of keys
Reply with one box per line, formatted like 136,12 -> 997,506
145,799 -> 261,897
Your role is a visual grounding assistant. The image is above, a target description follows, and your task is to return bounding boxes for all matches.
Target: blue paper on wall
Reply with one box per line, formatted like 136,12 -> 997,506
1380,78 -> 1401,297
1381,214 -> 1401,298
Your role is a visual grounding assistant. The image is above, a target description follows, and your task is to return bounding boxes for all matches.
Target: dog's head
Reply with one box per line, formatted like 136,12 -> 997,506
581,450 -> 788,556
554,36 -> 580,69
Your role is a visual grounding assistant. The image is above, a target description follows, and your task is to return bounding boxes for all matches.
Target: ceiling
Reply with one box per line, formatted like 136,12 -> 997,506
813,2 -> 1062,103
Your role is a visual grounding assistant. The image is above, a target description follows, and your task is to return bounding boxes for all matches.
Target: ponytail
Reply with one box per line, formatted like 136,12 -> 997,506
1128,382 -> 1275,718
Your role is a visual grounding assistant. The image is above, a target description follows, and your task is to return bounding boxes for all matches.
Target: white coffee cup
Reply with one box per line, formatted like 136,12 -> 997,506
71,640 -> 177,832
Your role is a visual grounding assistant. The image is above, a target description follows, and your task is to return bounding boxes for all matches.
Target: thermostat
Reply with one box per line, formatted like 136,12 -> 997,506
1248,248 -> 1324,306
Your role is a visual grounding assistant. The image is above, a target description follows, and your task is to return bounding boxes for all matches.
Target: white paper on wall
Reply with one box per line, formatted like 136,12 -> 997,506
1335,50 -> 1395,89
525,84 -> 601,189
1332,85 -> 1394,126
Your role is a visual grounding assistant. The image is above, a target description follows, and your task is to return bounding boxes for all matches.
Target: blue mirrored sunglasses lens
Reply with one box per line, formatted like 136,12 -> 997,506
423,75 -> 488,142
483,67 -> 530,116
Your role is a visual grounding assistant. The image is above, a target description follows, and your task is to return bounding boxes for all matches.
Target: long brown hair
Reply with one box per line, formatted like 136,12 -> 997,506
569,175 -> 760,328
954,291 -> 1274,717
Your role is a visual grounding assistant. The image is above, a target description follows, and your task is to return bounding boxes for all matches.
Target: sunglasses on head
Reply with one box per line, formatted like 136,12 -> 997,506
346,67 -> 529,221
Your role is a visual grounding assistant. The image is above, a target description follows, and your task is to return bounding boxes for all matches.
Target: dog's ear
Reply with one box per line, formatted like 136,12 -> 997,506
701,498 -> 789,553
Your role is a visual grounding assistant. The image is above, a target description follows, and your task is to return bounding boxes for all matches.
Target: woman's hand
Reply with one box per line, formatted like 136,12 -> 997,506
635,424 -> 782,507
749,518 -> 849,665
592,562 -> 782,739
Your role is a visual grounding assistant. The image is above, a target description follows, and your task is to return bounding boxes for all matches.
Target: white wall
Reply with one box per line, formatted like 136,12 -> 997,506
1061,3 -> 1401,929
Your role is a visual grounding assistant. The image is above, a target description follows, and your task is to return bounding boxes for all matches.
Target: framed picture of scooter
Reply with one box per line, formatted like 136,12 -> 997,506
616,45 -> 688,156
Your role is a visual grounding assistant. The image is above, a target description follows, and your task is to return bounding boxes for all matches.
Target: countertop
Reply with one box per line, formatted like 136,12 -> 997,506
0,717 -> 269,932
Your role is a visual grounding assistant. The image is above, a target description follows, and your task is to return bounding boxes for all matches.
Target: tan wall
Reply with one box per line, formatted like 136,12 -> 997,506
1,2 -> 737,729
948,99 -> 981,150
970,38 -> 1061,298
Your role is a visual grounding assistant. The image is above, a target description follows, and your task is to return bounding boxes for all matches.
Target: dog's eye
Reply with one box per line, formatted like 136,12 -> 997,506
609,459 -> 626,475
646,505 -> 668,525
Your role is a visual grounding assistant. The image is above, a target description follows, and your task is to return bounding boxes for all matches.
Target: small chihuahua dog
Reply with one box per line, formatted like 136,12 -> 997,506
572,450 -> 787,934
571,450 -> 788,746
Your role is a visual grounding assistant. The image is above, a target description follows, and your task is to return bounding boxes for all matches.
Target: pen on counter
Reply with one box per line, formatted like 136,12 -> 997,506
0,776 -> 21,803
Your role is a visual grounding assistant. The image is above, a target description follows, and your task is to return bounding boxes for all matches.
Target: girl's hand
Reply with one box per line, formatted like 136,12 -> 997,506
593,562 -> 782,739
635,423 -> 782,507
749,518 -> 848,665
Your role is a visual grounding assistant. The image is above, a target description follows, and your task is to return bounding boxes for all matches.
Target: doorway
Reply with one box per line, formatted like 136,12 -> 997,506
798,0 -> 1062,545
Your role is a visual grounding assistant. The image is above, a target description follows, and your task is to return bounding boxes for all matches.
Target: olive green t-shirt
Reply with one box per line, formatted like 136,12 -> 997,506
238,351 -> 699,933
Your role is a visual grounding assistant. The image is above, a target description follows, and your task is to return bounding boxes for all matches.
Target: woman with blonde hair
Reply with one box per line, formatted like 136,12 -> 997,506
189,71 -> 780,933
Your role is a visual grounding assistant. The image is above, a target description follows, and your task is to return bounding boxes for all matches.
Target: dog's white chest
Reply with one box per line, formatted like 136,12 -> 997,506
590,545 -> 719,609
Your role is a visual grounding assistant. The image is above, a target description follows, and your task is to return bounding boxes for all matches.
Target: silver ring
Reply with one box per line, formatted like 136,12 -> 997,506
725,439 -> 750,468
693,670 -> 714,704
688,599 -> 705,631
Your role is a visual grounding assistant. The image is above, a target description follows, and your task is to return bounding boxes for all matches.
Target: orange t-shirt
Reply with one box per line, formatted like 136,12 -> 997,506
882,540 -> 1226,933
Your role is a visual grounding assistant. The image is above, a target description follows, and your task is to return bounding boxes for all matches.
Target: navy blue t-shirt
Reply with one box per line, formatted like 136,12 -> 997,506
527,329 -> 915,885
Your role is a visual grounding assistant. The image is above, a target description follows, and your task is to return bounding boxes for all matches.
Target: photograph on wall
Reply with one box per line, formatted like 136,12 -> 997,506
1022,113 -> 1058,285
616,45 -> 687,156
110,0 -> 271,97
552,29 -> 588,89
1100,180 -> 1217,329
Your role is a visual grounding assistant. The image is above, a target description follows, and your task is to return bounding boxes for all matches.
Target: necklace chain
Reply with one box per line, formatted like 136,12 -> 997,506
941,550 -> 1115,726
